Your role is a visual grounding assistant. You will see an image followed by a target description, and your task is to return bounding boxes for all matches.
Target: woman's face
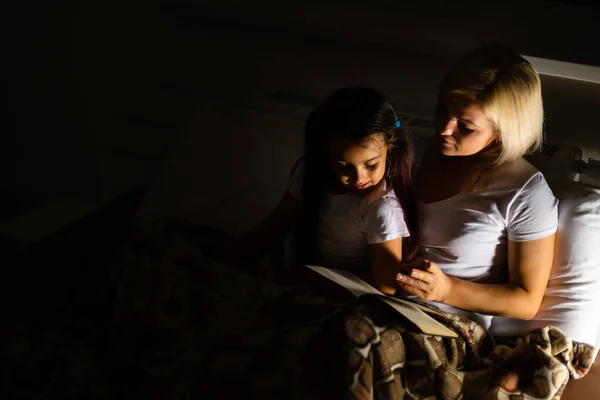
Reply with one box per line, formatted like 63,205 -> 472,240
329,133 -> 387,193
435,95 -> 497,157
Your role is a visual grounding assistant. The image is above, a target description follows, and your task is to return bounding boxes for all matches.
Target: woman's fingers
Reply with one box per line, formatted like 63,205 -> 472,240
397,279 -> 427,298
396,273 -> 431,290
407,268 -> 431,283
397,260 -> 449,302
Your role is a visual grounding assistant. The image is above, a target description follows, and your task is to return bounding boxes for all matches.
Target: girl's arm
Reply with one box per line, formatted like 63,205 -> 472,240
369,238 -> 405,295
230,191 -> 301,264
398,234 -> 555,319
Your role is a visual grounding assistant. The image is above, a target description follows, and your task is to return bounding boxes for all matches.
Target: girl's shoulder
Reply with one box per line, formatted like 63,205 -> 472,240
361,180 -> 402,210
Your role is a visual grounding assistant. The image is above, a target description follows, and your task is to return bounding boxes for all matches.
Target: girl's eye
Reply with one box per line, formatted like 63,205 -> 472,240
366,163 -> 378,170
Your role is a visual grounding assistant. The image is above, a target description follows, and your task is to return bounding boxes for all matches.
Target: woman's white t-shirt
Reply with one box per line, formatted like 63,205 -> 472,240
417,157 -> 558,332
288,160 -> 410,271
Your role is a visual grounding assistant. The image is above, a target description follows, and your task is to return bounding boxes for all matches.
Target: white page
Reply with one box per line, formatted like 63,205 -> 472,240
378,297 -> 457,337
306,265 -> 457,338
387,296 -> 445,316
306,265 -> 383,298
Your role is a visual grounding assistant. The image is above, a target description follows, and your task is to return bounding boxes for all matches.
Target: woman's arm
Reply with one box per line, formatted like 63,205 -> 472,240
230,191 -> 301,264
369,238 -> 404,295
398,234 -> 555,319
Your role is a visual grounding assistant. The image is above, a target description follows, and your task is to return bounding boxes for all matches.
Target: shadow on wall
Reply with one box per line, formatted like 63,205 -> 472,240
177,0 -> 600,66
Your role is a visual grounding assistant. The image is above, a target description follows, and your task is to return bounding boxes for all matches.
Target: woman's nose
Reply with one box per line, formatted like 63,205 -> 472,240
439,119 -> 457,136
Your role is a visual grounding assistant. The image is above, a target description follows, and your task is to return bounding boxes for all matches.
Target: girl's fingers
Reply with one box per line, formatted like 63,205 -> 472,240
401,259 -> 427,270
352,384 -> 372,400
424,260 -> 438,271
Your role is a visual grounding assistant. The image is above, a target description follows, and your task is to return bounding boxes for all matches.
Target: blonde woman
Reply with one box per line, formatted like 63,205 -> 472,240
396,43 -> 558,334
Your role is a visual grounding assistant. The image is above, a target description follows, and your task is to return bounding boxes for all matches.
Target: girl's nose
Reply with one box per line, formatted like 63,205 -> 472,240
347,168 -> 359,184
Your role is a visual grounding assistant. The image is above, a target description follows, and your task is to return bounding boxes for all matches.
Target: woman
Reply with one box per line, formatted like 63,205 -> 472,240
396,43 -> 558,335
299,44 -> 561,400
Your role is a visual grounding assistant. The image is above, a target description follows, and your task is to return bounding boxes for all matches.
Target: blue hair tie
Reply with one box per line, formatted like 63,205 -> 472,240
394,120 -> 401,128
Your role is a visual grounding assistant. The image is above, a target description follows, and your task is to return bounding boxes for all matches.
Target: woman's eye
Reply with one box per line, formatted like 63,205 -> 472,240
457,121 -> 475,134
366,163 -> 378,170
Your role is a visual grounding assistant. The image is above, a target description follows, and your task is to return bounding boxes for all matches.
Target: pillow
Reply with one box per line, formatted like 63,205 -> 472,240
483,177 -> 600,350
531,181 -> 600,348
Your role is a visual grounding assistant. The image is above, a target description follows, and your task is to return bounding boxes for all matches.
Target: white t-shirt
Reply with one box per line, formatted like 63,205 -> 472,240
288,160 -> 410,271
417,158 -> 558,331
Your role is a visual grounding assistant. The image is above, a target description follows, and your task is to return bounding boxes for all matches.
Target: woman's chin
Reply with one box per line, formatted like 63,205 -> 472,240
440,147 -> 458,156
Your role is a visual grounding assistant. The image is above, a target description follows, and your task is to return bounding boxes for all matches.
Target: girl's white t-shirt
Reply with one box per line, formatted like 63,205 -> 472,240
416,157 -> 558,331
288,160 -> 410,271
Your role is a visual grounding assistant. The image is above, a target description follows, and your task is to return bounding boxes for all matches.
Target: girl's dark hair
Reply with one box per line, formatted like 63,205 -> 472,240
293,87 -> 419,265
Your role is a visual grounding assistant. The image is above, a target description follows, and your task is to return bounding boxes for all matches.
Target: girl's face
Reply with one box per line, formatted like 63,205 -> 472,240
329,133 -> 388,193
435,95 -> 497,156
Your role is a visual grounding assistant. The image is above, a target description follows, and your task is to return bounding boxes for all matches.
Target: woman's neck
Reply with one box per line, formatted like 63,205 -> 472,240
436,153 -> 479,174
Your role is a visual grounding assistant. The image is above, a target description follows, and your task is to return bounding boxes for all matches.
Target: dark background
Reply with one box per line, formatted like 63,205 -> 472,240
4,0 -> 600,247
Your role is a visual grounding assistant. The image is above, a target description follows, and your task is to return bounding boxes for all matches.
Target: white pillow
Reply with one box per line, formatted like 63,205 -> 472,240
532,181 -> 600,347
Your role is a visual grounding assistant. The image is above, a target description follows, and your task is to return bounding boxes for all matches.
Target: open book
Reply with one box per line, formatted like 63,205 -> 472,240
306,265 -> 458,338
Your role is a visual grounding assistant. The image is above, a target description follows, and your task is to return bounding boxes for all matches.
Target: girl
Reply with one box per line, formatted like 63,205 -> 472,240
232,87 -> 419,295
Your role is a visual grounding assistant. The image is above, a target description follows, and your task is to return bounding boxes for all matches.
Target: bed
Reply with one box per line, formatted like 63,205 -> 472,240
3,102 -> 599,399
136,103 -> 600,398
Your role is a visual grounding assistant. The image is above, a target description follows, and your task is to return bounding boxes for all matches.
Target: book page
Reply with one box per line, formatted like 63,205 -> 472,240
377,297 -> 457,337
306,265 -> 383,298
305,265 -> 457,338
387,296 -> 446,316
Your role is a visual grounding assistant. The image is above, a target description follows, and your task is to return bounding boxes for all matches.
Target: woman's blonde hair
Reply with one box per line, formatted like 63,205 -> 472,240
439,43 -> 544,188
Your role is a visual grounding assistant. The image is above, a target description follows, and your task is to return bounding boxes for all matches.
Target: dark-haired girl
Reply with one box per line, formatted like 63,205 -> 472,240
233,87 -> 419,295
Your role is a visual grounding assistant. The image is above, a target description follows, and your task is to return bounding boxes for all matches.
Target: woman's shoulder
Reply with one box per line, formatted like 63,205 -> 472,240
487,158 -> 545,191
487,158 -> 558,226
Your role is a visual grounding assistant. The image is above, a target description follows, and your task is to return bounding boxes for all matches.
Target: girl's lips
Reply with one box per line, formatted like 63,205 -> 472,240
355,182 -> 371,189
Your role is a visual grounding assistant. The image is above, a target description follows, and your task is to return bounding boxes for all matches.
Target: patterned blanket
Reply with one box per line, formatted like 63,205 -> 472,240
302,301 -> 597,400
110,222 -> 597,400
4,221 -> 594,399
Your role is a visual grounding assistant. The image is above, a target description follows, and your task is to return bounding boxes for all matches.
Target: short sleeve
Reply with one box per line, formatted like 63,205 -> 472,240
364,195 -> 411,244
287,158 -> 304,200
507,172 -> 558,242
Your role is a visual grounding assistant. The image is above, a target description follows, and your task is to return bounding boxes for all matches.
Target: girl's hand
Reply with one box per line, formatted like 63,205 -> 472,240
396,260 -> 453,303
350,384 -> 372,400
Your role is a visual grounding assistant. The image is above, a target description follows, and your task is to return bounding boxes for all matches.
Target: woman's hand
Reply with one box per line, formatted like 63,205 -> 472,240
396,260 -> 454,303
